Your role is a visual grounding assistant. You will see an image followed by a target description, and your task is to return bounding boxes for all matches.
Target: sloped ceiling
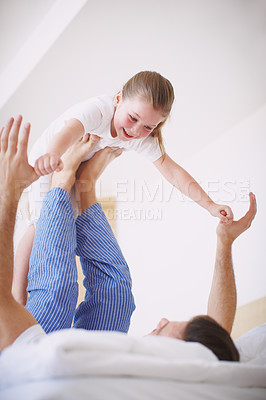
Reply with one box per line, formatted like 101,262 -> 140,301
0,0 -> 88,109
0,0 -> 56,75
0,0 -> 265,159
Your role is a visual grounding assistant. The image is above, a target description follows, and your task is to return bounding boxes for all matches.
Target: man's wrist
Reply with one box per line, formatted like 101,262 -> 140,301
0,188 -> 21,205
216,235 -> 234,248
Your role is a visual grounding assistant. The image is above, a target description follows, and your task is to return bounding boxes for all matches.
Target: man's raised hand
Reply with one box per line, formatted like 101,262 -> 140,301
0,115 -> 39,198
216,192 -> 257,245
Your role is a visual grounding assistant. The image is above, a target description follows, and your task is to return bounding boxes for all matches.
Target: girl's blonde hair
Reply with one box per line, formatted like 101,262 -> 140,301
122,71 -> 175,160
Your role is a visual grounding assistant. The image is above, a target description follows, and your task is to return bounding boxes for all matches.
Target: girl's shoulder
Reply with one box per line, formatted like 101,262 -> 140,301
65,94 -> 114,120
126,135 -> 162,162
53,94 -> 115,136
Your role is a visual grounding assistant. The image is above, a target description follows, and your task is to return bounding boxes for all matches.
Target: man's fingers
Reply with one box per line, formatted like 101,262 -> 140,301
244,192 -> 257,221
225,207 -> 234,220
17,122 -> 31,158
0,127 -> 4,152
1,117 -> 14,152
247,192 -> 257,220
218,210 -> 229,224
8,115 -> 22,154
237,192 -> 257,228
220,216 -> 228,224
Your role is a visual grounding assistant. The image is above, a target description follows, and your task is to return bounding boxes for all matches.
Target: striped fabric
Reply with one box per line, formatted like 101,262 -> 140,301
26,188 -> 135,334
73,203 -> 135,332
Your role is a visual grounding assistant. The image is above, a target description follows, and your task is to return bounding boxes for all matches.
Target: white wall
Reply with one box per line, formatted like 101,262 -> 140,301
0,0 -> 55,74
1,0 -> 266,155
118,104 -> 266,335
0,0 -> 265,335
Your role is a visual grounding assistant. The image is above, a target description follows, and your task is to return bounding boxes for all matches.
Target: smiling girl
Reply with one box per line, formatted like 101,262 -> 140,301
12,71 -> 233,305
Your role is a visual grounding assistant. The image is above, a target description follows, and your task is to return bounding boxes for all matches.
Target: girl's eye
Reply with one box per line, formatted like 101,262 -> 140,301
129,115 -> 137,122
145,126 -> 152,131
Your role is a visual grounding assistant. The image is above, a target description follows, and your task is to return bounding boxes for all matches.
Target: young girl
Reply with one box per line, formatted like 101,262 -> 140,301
12,71 -> 233,305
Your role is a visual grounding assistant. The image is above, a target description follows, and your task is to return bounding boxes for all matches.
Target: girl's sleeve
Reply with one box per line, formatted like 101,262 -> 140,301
134,135 -> 163,162
64,98 -> 103,134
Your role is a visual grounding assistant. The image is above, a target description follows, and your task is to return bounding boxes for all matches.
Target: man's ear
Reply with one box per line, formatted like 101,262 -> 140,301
113,90 -> 122,107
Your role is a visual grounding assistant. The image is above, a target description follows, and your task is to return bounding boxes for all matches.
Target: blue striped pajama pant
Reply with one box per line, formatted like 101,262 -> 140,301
25,187 -> 136,333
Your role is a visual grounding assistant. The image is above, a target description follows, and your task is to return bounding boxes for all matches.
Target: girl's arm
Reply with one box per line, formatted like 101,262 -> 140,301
154,153 -> 233,223
34,118 -> 85,176
47,118 -> 84,156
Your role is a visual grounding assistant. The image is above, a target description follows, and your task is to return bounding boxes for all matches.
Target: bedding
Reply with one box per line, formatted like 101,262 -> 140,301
1,323 -> 266,399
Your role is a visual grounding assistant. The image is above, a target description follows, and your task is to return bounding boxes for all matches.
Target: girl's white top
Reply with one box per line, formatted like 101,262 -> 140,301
25,94 -> 162,225
29,94 -> 162,165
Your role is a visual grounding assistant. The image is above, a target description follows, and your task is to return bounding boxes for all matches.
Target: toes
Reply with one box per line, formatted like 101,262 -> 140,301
103,146 -> 113,152
109,147 -> 124,157
80,133 -> 99,144
113,148 -> 123,157
81,133 -> 90,143
101,146 -> 123,157
89,134 -> 100,144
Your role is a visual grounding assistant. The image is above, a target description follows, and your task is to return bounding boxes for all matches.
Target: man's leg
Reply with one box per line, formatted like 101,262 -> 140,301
25,188 -> 78,333
25,134 -> 100,333
73,148 -> 136,333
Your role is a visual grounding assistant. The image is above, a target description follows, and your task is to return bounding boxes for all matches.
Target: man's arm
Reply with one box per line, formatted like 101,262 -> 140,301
207,193 -> 257,333
0,116 -> 39,351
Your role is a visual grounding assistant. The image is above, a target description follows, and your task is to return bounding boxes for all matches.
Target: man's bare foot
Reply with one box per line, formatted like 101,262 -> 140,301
76,146 -> 123,212
77,146 -> 123,183
50,134 -> 99,193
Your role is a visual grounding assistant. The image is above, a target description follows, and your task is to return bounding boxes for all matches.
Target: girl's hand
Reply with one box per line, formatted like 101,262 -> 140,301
209,202 -> 234,224
34,152 -> 64,176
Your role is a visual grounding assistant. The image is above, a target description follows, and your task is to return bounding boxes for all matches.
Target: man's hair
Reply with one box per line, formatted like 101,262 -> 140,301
183,315 -> 240,362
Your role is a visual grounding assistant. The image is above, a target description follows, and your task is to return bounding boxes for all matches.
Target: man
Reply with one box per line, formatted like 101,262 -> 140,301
0,116 -> 257,362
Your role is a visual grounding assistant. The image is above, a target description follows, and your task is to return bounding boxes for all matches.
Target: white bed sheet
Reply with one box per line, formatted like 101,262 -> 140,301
1,377 -> 266,400
1,323 -> 266,399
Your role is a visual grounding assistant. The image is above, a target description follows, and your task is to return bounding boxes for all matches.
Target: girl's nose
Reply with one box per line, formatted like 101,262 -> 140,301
131,124 -> 140,137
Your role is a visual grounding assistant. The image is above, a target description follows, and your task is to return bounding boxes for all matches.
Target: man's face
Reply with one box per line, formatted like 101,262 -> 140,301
148,318 -> 189,340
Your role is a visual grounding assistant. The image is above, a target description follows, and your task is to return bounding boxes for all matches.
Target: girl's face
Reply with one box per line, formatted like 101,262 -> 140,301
111,92 -> 164,141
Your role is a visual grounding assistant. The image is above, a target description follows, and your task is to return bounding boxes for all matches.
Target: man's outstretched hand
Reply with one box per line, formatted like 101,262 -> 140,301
216,192 -> 257,245
0,116 -> 39,199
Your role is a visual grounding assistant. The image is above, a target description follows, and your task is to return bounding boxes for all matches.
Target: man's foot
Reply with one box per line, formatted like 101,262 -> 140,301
50,134 -> 99,193
77,146 -> 123,183
75,146 -> 123,212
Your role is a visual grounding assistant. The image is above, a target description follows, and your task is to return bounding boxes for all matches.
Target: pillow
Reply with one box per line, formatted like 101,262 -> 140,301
235,323 -> 266,364
0,329 -> 216,389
